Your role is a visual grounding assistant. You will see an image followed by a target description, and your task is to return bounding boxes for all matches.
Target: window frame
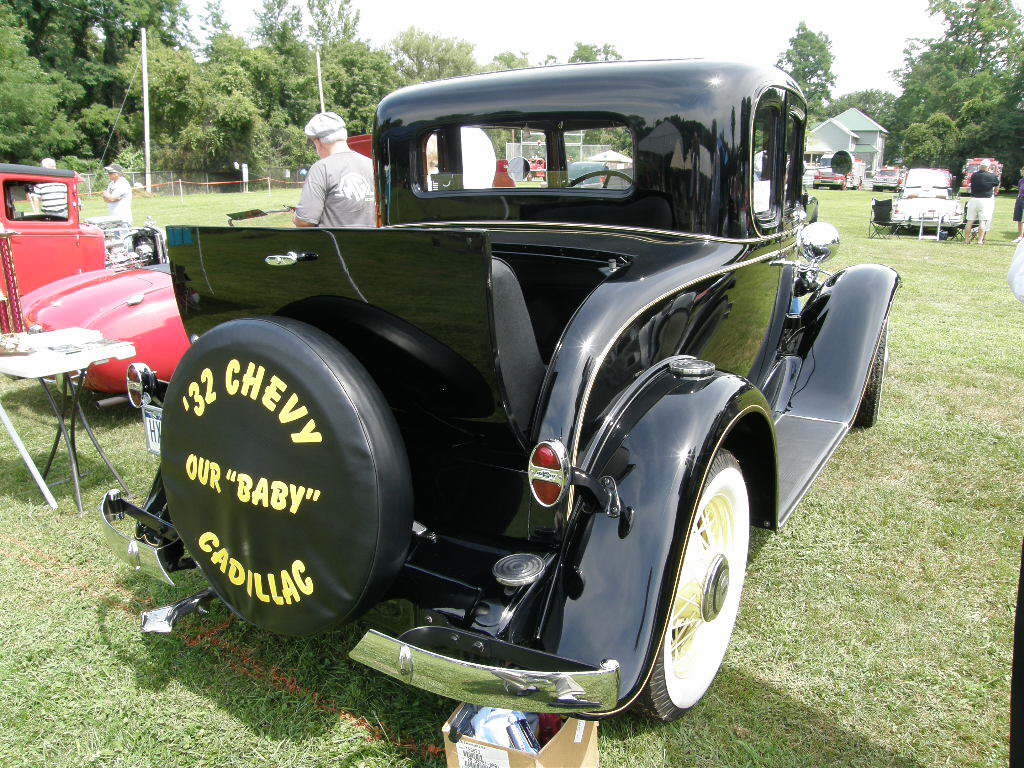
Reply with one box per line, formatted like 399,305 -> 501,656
782,97 -> 806,214
412,120 -> 636,200
3,178 -> 71,223
749,88 -> 786,232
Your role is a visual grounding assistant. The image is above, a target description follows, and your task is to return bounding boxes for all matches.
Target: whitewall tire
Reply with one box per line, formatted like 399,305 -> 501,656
638,449 -> 750,720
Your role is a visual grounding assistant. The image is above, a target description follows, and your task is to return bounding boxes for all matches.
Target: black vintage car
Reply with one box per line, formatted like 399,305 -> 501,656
101,60 -> 898,721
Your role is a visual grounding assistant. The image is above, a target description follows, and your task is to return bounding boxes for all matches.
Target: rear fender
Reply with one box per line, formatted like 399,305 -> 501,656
788,263 -> 900,422
538,363 -> 775,714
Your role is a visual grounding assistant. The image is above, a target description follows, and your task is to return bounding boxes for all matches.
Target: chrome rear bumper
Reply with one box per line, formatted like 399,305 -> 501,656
350,627 -> 620,713
98,489 -> 176,585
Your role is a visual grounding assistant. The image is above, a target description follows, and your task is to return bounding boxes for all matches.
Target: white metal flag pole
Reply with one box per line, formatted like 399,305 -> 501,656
316,48 -> 325,113
142,28 -> 152,194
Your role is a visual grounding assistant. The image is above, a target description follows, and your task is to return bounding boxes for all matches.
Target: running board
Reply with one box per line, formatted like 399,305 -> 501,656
141,588 -> 218,634
774,414 -> 847,526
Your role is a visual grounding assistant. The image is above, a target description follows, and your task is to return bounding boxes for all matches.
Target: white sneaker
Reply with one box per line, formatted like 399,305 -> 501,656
1014,236 -> 1023,244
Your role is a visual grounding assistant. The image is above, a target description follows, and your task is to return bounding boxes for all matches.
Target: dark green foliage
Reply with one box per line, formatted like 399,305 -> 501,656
389,27 -> 479,85
0,0 -> 398,171
889,0 -> 1024,181
777,22 -> 836,120
488,51 -> 531,72
568,42 -> 621,63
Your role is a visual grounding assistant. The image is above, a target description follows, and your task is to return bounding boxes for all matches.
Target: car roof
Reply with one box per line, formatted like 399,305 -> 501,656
0,163 -> 77,179
377,59 -> 802,132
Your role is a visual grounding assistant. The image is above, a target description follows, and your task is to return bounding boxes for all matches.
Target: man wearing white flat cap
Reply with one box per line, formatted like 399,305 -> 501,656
293,111 -> 375,228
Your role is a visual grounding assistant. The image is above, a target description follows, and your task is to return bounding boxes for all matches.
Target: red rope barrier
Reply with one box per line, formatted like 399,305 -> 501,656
82,176 -> 308,196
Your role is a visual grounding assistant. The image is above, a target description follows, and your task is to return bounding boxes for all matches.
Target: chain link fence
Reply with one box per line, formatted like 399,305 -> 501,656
79,168 -> 309,196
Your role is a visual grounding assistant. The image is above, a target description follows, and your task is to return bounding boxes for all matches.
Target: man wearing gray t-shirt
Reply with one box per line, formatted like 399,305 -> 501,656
293,111 -> 375,229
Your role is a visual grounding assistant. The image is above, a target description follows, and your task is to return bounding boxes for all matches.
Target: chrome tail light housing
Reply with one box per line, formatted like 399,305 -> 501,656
528,440 -> 569,507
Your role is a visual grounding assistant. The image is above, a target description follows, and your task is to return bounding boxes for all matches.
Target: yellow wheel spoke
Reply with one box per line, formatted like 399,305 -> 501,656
671,618 -> 698,651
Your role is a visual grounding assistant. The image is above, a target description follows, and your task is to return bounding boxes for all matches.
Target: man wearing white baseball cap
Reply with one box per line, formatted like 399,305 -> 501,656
101,163 -> 133,225
293,111 -> 375,228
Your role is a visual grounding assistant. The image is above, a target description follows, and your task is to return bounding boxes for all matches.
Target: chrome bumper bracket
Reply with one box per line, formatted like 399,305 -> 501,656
350,627 -> 620,713
98,489 -> 176,585
141,588 -> 217,634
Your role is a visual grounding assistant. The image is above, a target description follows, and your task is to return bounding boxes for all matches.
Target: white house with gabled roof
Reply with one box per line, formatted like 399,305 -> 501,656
806,108 -> 888,173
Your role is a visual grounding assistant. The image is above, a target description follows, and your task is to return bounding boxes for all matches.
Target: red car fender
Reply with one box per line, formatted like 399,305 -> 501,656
21,268 -> 189,393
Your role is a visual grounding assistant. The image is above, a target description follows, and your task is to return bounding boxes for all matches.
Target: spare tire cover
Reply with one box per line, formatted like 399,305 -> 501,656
161,317 -> 413,635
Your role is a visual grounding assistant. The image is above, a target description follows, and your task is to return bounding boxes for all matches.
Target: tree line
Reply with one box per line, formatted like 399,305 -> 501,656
777,0 -> 1024,185
0,0 -> 621,174
4,0 -> 1020,183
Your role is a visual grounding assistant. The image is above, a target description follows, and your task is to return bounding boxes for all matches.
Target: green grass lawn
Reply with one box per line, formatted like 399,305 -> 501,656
1,189 -> 1021,767
81,187 -> 303,227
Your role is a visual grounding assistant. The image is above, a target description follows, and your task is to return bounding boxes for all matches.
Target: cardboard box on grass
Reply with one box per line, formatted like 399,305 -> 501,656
442,703 -> 599,768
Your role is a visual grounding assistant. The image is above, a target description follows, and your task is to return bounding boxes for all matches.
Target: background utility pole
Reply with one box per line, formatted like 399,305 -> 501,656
315,48 -> 325,112
141,28 -> 152,193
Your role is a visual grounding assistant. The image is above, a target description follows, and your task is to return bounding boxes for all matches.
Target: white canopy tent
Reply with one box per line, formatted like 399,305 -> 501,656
587,149 -> 633,166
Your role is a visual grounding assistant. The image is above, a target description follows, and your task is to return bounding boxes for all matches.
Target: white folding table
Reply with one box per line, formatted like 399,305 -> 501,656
0,328 -> 135,513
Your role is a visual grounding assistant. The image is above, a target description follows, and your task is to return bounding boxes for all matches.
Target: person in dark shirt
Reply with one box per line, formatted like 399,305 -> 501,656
1013,167 -> 1023,244
965,162 -> 1000,245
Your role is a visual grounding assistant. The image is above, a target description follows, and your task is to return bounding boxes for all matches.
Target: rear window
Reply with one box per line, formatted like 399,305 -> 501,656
419,123 -> 633,193
904,169 -> 949,188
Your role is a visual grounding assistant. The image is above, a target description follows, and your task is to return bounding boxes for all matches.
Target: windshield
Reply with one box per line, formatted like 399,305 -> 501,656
877,169 -> 897,177
904,169 -> 948,189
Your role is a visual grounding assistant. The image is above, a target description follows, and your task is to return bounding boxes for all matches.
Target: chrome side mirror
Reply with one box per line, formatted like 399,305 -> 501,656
797,221 -> 840,264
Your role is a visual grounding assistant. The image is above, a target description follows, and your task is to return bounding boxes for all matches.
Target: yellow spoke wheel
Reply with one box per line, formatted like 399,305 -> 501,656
638,449 -> 750,720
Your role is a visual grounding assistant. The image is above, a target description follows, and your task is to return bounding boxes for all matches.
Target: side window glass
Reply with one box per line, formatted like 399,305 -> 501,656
752,104 -> 779,218
562,126 -> 634,190
783,111 -> 803,208
420,125 -> 549,191
4,180 -> 69,222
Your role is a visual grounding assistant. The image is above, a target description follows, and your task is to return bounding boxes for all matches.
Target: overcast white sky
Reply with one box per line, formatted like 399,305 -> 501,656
192,0 -> 1023,95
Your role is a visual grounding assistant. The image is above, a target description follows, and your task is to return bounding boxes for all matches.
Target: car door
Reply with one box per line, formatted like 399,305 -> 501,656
2,175 -> 87,295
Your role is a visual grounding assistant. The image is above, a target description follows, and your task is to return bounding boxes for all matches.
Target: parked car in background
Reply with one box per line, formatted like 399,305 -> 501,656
21,265 -> 189,393
812,160 -> 849,189
890,167 -> 964,231
812,152 -> 864,190
1,162 -> 179,393
99,60 -> 897,723
0,164 -> 165,296
871,166 -> 903,192
959,157 -> 1003,195
18,137 -> 374,395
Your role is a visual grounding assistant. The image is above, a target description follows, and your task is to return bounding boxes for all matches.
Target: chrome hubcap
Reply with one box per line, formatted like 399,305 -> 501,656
700,553 -> 730,622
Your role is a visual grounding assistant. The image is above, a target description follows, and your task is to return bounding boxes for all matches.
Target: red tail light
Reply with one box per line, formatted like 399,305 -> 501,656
528,440 -> 569,507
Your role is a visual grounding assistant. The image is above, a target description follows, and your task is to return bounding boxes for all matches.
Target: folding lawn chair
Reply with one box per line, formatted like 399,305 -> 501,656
868,198 -> 895,239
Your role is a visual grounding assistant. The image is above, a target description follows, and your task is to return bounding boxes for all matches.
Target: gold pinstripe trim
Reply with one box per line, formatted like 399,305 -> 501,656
386,219 -> 797,246
593,403 -> 772,717
564,241 -> 796,513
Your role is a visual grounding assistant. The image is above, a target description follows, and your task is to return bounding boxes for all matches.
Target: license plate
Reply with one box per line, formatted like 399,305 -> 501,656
142,405 -> 162,455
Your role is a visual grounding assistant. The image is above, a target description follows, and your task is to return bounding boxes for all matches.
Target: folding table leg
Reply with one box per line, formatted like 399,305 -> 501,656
72,382 -> 129,495
0,397 -> 58,509
41,374 -> 69,479
38,377 -> 83,515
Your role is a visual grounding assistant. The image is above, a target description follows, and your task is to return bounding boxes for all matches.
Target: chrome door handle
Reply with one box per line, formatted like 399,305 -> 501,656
265,251 -> 318,266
